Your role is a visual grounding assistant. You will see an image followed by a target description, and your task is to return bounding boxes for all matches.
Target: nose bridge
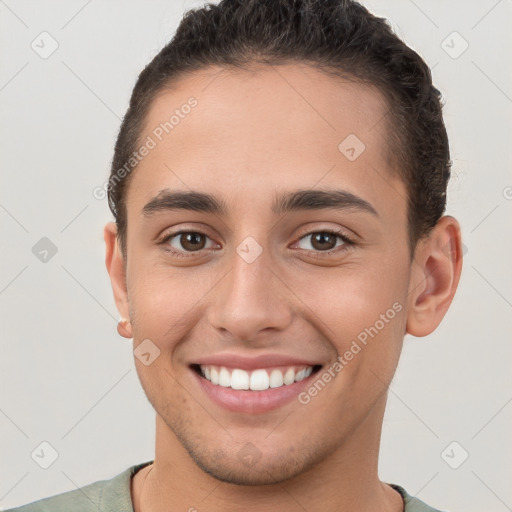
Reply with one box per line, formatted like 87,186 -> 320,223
209,234 -> 292,340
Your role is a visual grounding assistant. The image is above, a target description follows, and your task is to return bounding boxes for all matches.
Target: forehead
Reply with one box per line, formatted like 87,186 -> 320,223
145,62 -> 389,154
127,63 -> 402,216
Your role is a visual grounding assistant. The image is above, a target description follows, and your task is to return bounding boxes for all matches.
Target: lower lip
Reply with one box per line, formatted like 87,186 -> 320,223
191,367 -> 320,414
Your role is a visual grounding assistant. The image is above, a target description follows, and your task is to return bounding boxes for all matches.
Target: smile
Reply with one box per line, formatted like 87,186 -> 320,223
196,364 -> 319,391
190,363 -> 323,414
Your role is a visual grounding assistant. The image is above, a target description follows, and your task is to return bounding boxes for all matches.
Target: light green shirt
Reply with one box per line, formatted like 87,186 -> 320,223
5,460 -> 446,511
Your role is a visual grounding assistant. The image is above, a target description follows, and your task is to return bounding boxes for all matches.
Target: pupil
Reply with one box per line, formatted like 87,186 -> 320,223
183,233 -> 204,250
314,233 -> 335,250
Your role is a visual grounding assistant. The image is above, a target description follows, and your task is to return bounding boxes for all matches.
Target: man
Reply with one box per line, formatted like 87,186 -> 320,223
7,0 -> 462,510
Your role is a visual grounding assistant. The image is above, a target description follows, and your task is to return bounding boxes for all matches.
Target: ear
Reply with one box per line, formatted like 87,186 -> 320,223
406,216 -> 463,337
104,222 -> 133,339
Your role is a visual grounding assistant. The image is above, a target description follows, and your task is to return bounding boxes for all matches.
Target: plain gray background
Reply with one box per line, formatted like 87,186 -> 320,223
1,1 -> 511,510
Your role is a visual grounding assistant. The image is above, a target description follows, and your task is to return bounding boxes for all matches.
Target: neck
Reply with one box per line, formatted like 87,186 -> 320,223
132,394 -> 403,512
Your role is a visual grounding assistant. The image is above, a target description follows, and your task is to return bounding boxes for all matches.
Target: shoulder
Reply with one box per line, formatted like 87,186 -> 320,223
4,479 -> 104,512
390,484 -> 449,512
4,461 -> 153,512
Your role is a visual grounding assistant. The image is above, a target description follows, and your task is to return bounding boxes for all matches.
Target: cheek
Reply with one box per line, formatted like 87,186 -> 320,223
309,264 -> 408,378
128,264 -> 216,349
305,278 -> 406,423
316,265 -> 406,330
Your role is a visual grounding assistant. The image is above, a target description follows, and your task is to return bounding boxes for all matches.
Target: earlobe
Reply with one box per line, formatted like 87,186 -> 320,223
117,317 -> 133,338
104,222 -> 133,339
406,216 -> 463,337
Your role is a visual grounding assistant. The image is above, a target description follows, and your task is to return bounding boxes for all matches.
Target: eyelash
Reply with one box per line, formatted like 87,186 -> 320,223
158,228 -> 356,259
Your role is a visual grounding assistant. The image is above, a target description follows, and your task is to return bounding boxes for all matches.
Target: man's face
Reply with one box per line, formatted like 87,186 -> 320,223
120,63 -> 412,484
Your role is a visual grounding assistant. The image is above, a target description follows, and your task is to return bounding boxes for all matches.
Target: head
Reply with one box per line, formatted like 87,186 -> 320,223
104,0 -> 462,486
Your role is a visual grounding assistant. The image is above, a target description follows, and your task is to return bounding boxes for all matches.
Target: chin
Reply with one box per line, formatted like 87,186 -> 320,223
187,448 -> 311,486
168,419 -> 322,486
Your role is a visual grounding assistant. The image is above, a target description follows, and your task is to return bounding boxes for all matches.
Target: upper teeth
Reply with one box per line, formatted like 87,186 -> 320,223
199,365 -> 314,391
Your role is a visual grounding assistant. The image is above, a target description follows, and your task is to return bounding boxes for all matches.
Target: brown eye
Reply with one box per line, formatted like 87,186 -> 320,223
298,229 -> 354,257
309,232 -> 338,251
297,231 -> 347,252
177,232 -> 207,251
161,231 -> 215,256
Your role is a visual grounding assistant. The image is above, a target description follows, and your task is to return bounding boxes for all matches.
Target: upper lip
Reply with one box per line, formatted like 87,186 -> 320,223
191,352 -> 323,372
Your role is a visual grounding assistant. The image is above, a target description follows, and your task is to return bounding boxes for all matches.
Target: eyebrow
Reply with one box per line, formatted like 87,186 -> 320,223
141,188 -> 378,218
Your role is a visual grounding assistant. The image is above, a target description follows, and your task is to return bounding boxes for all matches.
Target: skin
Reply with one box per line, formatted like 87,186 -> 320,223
104,63 -> 463,512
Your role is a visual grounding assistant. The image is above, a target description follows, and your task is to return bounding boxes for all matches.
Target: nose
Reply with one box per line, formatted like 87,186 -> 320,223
207,244 -> 293,343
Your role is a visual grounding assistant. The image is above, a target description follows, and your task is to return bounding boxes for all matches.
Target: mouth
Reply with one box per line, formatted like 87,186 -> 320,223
190,363 -> 323,413
191,363 -> 323,390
